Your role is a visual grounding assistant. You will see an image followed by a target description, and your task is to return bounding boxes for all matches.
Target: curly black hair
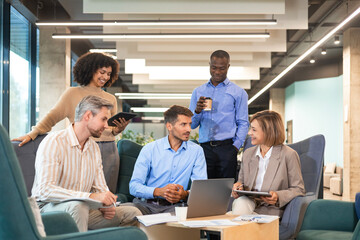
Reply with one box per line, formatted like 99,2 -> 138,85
73,52 -> 120,87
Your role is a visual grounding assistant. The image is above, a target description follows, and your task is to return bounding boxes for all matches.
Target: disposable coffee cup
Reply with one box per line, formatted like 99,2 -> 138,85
204,97 -> 212,111
175,206 -> 188,221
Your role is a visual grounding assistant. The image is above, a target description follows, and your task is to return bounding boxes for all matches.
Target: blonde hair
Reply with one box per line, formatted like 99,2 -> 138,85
250,110 -> 285,146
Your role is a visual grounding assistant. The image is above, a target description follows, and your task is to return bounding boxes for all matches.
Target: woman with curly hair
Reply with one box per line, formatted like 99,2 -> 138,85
13,52 -> 128,192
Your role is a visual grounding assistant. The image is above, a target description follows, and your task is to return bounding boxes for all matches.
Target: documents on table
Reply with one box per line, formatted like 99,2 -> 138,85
233,214 -> 279,223
137,213 -> 178,227
179,219 -> 240,228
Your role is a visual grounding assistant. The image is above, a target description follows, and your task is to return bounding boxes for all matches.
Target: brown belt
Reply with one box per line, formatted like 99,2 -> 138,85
204,138 -> 233,147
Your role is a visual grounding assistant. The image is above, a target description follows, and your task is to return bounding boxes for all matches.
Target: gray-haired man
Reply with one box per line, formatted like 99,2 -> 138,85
32,95 -> 141,232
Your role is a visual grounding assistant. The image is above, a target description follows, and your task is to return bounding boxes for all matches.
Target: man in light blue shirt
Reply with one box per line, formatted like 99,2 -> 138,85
189,50 -> 249,181
130,105 -> 207,214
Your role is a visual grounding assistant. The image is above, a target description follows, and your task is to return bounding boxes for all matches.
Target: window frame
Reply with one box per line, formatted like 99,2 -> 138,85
1,0 -> 38,133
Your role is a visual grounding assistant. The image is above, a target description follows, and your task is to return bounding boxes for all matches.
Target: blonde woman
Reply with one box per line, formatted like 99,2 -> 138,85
232,110 -> 305,217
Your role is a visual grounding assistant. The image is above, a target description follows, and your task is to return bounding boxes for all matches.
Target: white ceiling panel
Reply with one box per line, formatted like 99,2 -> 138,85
138,80 -> 251,92
102,0 -> 306,30
146,99 -> 191,107
135,30 -> 286,52
132,71 -> 260,84
145,53 -> 271,68
117,43 -> 255,61
84,0 -> 285,15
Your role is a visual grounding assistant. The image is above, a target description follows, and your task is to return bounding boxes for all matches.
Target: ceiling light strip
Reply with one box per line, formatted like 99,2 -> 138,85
89,49 -> 117,53
52,33 -> 270,39
115,93 -> 192,100
37,19 -> 277,27
120,97 -> 191,99
115,93 -> 191,96
248,6 -> 360,105
131,107 -> 169,113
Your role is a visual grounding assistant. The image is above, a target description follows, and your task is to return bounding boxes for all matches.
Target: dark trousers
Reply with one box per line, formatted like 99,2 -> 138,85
200,140 -> 238,182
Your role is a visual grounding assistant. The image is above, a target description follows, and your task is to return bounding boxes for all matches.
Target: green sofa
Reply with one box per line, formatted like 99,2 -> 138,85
297,199 -> 360,240
1,124 -> 147,240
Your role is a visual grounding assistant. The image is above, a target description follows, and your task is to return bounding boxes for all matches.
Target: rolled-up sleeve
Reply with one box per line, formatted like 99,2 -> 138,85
190,89 -> 202,129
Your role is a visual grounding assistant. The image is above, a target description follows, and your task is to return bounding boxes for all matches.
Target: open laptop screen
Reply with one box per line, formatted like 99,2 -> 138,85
187,178 -> 234,218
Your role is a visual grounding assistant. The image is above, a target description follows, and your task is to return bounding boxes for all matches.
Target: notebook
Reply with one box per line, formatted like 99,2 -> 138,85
187,178 -> 234,218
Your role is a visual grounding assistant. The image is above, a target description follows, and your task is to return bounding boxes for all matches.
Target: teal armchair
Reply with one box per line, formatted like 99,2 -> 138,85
0,124 -> 147,240
297,199 -> 360,240
116,139 -> 143,203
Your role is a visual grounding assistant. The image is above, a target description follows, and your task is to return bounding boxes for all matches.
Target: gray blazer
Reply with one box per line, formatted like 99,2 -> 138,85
239,144 -> 305,216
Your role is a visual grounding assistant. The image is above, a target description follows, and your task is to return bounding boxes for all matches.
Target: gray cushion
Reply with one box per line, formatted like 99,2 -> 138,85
12,135 -> 47,196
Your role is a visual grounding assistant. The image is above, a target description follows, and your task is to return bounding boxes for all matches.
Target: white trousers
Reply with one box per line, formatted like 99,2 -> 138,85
232,196 -> 257,215
40,201 -> 142,232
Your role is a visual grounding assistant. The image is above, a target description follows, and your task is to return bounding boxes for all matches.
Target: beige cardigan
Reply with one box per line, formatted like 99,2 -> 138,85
28,85 -> 117,142
239,144 -> 305,216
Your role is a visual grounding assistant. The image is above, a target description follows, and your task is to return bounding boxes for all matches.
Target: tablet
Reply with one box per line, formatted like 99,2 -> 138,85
107,112 -> 137,126
234,190 -> 272,197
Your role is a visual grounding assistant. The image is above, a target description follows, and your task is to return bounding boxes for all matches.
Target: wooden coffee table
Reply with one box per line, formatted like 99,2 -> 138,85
140,214 -> 279,240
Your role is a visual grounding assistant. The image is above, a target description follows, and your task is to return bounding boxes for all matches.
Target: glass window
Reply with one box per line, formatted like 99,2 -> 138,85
36,28 -> 39,123
9,6 -> 30,138
71,52 -> 78,86
0,0 -> 3,123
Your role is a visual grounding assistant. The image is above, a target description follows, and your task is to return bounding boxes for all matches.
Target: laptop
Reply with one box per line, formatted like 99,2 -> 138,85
186,178 -> 234,218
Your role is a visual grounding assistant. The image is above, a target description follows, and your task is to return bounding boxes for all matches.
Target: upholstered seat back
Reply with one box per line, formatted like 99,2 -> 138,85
288,134 -> 325,197
0,125 -> 40,240
117,139 -> 143,202
12,135 -> 47,196
280,134 -> 325,239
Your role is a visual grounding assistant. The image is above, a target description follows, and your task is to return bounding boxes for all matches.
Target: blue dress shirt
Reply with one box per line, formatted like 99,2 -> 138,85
129,137 -> 207,199
189,78 -> 249,149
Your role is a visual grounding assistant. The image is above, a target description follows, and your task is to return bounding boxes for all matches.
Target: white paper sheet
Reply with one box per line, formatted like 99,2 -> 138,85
233,214 -> 279,223
137,213 -> 178,227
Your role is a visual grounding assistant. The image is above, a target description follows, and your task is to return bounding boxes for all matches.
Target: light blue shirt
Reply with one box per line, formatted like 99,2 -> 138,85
129,136 -> 207,199
189,78 -> 249,149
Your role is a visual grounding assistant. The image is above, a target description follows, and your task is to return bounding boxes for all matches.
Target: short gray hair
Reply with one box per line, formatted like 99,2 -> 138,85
74,95 -> 114,122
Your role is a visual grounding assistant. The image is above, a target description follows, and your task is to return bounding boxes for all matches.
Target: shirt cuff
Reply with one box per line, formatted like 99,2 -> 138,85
28,129 -> 40,140
233,139 -> 241,150
145,187 -> 157,199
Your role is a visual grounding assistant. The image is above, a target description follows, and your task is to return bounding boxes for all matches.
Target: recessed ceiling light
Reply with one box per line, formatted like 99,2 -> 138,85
37,19 -> 277,27
52,33 -> 270,39
115,93 -> 191,100
89,49 -> 117,53
131,107 -> 169,113
309,57 -> 315,64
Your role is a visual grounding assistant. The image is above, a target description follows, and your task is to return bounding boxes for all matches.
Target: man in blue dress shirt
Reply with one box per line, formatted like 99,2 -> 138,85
129,105 -> 207,214
189,50 -> 249,181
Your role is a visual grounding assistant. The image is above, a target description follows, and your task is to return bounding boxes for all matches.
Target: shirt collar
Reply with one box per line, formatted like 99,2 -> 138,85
255,146 -> 273,159
67,124 -> 81,148
207,77 -> 230,87
67,124 -> 90,151
163,136 -> 188,151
